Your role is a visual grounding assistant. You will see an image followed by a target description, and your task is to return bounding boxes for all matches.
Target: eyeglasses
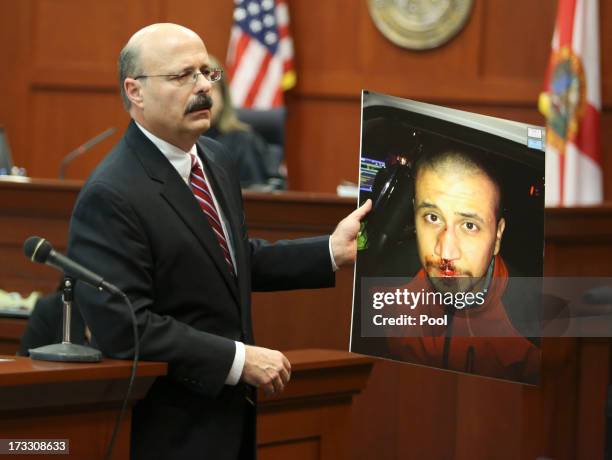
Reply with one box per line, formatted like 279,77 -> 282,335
134,68 -> 223,86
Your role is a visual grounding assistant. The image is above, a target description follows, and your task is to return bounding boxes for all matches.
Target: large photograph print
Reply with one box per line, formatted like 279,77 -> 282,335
350,91 -> 546,385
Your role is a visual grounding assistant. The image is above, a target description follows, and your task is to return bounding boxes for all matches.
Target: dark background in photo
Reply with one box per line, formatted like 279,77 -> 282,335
351,94 -> 545,384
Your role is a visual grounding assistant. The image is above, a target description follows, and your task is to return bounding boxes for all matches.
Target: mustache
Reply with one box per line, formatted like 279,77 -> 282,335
185,94 -> 213,114
438,259 -> 455,273
424,258 -> 470,276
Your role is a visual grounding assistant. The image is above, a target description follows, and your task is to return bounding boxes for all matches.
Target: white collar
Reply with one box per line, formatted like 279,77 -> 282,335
134,121 -> 197,183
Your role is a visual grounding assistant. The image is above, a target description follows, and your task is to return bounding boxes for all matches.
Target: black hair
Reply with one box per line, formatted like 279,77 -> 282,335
412,140 -> 505,221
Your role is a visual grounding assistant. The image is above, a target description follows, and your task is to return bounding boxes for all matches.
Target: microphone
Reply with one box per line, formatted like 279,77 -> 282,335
58,127 -> 116,179
24,236 -> 139,460
23,236 -> 121,295
26,275 -> 102,364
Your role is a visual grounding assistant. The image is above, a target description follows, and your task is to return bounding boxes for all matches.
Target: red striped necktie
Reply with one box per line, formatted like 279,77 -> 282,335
189,154 -> 235,275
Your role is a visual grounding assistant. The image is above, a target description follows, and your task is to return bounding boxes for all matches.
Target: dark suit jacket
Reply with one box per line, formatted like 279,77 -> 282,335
67,121 -> 334,460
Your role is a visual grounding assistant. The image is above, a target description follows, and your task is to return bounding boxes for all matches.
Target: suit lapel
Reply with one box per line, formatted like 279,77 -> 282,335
126,122 -> 240,306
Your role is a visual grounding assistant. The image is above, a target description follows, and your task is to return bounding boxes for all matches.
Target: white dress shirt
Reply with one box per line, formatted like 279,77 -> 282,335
135,122 -> 244,385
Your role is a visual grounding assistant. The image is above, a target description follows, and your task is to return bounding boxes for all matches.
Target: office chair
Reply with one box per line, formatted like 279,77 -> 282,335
235,107 -> 286,170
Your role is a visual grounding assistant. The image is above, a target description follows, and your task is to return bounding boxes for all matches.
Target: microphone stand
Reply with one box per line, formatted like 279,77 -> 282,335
29,277 -> 102,362
58,127 -> 116,180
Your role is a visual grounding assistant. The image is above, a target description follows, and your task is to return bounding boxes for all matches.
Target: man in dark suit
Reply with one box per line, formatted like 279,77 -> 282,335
67,23 -> 370,460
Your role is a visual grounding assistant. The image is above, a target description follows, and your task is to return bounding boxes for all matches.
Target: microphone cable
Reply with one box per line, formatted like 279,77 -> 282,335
23,235 -> 141,460
104,291 -> 139,460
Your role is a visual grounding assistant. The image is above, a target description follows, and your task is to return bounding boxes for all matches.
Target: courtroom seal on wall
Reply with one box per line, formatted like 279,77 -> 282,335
367,0 -> 474,50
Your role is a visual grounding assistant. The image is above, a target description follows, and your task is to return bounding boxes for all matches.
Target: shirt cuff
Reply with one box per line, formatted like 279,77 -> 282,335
225,341 -> 245,385
329,236 -> 339,272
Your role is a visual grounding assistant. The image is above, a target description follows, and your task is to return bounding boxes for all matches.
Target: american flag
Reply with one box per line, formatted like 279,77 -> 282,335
226,0 -> 296,109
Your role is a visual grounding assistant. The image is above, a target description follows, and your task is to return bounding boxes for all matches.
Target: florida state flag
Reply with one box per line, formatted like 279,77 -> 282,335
539,0 -> 602,206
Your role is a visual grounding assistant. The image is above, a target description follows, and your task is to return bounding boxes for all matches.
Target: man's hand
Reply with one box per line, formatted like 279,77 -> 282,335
330,199 -> 372,268
241,345 -> 291,396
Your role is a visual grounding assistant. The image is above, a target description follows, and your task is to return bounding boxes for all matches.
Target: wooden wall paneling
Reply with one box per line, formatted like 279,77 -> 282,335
350,361 -> 401,460
30,1 -> 156,81
0,3 -> 17,132
576,339 -> 610,459
0,2 -> 32,176
0,318 -> 27,354
28,90 -> 128,179
453,376 -> 524,460
3,0 -> 166,181
479,1 -> 557,82
0,179 -> 80,294
284,0 -> 612,195
1,0 -> 611,195
244,192 -> 357,350
259,440 -> 320,460
289,0 -> 556,102
394,365 -> 459,459
545,356 -> 584,459
27,0 -> 164,180
0,357 -> 166,459
290,0 -> 364,88
0,214 -> 69,293
360,0 -> 483,101
285,97 -> 362,191
602,111 -> 612,201
525,337 -> 581,459
545,207 -> 612,276
257,350 -> 373,460
251,269 -> 353,351
602,0 -> 612,102
164,0 -> 234,60
283,0 -> 559,193
289,0 -> 481,100
547,243 -> 612,276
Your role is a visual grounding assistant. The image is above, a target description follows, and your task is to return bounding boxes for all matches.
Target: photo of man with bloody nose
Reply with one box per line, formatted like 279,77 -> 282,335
379,146 -> 541,384
351,94 -> 546,385
413,148 -> 506,295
